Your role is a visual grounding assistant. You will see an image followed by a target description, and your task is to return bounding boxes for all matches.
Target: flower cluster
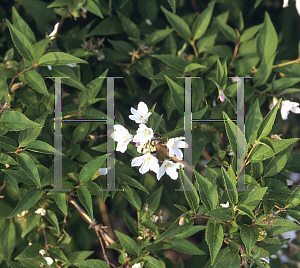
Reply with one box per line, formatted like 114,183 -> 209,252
111,102 -> 188,180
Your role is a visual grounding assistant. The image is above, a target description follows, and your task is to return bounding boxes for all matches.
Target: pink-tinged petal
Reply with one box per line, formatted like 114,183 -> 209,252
137,102 -> 149,115
172,148 -> 183,160
220,90 -> 225,102
131,155 -> 144,167
281,107 -> 290,120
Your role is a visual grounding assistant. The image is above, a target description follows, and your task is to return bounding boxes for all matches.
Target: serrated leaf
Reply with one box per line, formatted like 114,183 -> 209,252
115,230 -> 138,255
6,19 -> 34,62
240,187 -> 268,210
167,0 -> 176,13
38,52 -> 88,66
24,70 -> 49,97
46,210 -> 60,235
245,99 -> 262,146
205,221 -> 223,265
21,210 -> 41,238
221,167 -> 238,205
253,53 -> 276,86
84,0 -> 103,18
146,185 -> 163,212
165,75 -> 184,114
77,186 -> 93,221
79,154 -> 107,184
184,63 -> 207,73
144,28 -> 173,45
192,2 -> 215,40
152,54 -> 188,71
0,153 -> 17,165
205,208 -> 234,222
256,12 -> 278,61
75,259 -> 109,268
263,217 -> 300,236
194,171 -> 218,211
117,174 -> 149,194
8,188 -> 43,218
167,238 -> 205,255
54,193 -> 67,215
286,183 -> 300,209
0,136 -> 18,151
241,225 -> 260,254
17,152 -> 41,187
216,18 -> 237,43
122,184 -> 141,211
257,137 -> 275,152
1,220 -> 16,259
236,204 -> 257,222
161,6 -> 191,41
26,140 -> 62,155
264,144 -> 293,177
179,166 -> 199,212
48,247 -> 69,263
0,111 -> 41,131
119,14 -> 140,39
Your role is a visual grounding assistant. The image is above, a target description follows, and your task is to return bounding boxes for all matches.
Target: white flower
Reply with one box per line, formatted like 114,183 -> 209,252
111,125 -> 133,153
98,167 -> 111,175
260,257 -> 270,264
132,263 -> 141,268
44,256 -> 54,266
283,0 -> 300,15
66,63 -> 77,68
220,202 -> 229,208
281,100 -> 300,120
166,137 -> 188,160
131,153 -> 159,174
129,102 -> 152,124
145,19 -> 152,26
81,6 -> 87,13
97,54 -> 105,61
39,249 -> 46,256
48,22 -> 59,40
35,208 -> 46,216
269,97 -> 300,120
157,160 -> 184,180
47,66 -> 52,71
133,124 -> 154,146
280,230 -> 297,243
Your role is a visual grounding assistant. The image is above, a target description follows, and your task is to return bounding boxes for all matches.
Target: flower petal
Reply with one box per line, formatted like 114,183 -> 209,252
131,155 -> 144,167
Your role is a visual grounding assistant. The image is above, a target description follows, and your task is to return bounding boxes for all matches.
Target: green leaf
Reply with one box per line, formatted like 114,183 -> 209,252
192,2 -> 215,40
152,54 -> 187,71
167,0 -> 176,13
175,225 -> 206,239
0,136 -> 18,151
48,247 -> 69,264
87,16 -> 124,37
54,193 -> 67,215
216,18 -> 237,43
18,112 -> 48,147
184,63 -> 207,73
256,137 -> 275,153
2,169 -> 36,185
49,66 -> 86,91
32,38 -> 51,63
1,220 -> 16,259
253,53 -> 276,86
211,250 -> 240,268
8,188 -> 43,218
26,140 -> 61,155
136,58 -> 154,79
75,259 -> 109,268
240,187 -> 268,210
167,238 -> 205,255
179,166 -> 200,212
46,210 -> 60,235
265,77 -> 300,92
122,184 -> 141,211
161,6 -> 191,41
245,99 -> 262,146
24,70 -> 50,97
236,204 -> 257,222
278,88 -> 300,96
138,0 -> 157,21
0,153 -> 17,165
286,184 -> 300,209
205,221 -> 223,265
0,111 -> 42,131
256,98 -> 281,140
5,19 -> 34,62
12,7 -> 36,45
256,12 -> 278,61
240,24 -> 263,43
66,251 -> 94,264
146,185 -> 163,212
17,152 -> 41,187
194,171 -> 219,211
117,174 -> 149,194
205,208 -> 234,222
264,145 -> 293,177
79,154 -> 107,184
124,212 -> 138,237
21,210 -> 41,238
120,14 -> 140,39
38,52 -> 88,66
84,0 -> 103,18
77,186 -> 93,221
114,230 -> 138,255
144,28 -> 173,45
248,138 -> 299,163
263,217 -> 300,236
240,225 -> 260,254
165,75 -> 184,114
255,238 -> 289,257
221,167 -> 238,205
73,122 -> 90,142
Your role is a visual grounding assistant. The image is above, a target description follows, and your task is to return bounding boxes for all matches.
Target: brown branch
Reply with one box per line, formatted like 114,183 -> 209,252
239,245 -> 250,268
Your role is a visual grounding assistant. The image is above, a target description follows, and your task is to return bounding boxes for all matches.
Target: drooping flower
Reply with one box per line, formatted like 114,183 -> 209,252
129,102 -> 152,124
48,22 -> 59,40
111,125 -> 133,153
157,160 -> 184,180
133,124 -> 154,146
44,256 -> 54,266
281,100 -> 300,120
131,153 -> 159,174
166,137 -> 188,160
218,88 -> 226,102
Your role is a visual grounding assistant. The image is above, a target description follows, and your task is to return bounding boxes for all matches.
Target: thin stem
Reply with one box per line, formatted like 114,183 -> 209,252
190,40 -> 199,58
228,38 -> 240,71
250,58 -> 300,74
